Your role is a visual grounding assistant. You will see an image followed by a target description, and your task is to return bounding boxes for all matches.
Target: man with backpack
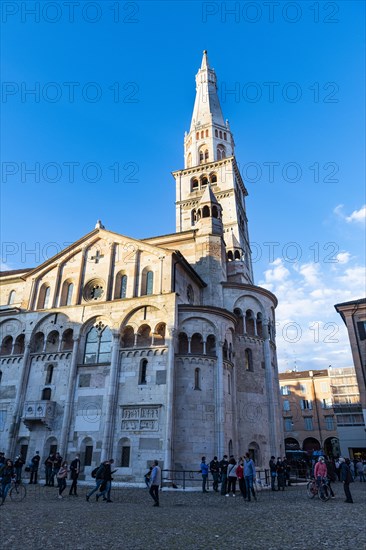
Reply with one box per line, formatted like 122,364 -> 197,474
86,462 -> 106,501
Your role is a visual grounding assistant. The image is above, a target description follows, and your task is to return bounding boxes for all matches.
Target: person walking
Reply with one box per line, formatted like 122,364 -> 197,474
0,459 -> 16,505
219,455 -> 229,496
69,454 -> 81,496
57,461 -> 68,499
29,451 -> 41,484
95,459 -> 114,503
149,460 -> 161,507
269,456 -> 277,491
86,462 -> 105,501
356,459 -> 364,482
209,456 -> 220,492
200,456 -> 209,493
244,453 -> 256,502
340,457 -> 354,503
236,457 -> 247,500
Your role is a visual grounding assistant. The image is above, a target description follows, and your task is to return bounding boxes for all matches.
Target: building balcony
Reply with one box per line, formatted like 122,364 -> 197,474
22,401 -> 56,430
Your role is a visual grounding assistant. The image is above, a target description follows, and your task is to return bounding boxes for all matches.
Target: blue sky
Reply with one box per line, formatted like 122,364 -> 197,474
1,0 -> 365,371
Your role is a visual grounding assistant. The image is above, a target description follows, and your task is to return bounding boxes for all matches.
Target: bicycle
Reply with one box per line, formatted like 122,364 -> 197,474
306,478 -> 330,502
0,479 -> 27,502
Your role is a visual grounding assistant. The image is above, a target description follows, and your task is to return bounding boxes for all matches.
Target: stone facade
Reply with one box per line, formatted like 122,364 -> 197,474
0,52 -> 283,480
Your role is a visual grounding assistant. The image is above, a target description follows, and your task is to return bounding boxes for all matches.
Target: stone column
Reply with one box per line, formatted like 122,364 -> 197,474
6,342 -> 31,457
263,320 -> 277,457
163,328 -> 176,475
215,341 -> 225,458
59,336 -> 80,457
203,339 -> 207,355
101,333 -> 120,462
187,337 -> 191,354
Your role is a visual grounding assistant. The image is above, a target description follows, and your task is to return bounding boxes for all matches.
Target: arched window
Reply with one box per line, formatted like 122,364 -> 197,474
217,145 -> 226,160
121,326 -> 134,348
13,334 -> 25,355
137,324 -> 152,347
219,130 -> 222,138
224,132 -> 227,140
245,310 -> 255,336
212,205 -> 219,218
120,275 -> 127,299
228,373 -> 231,394
227,251 -> 234,261
210,173 -> 217,183
223,340 -> 228,360
61,329 -> 73,351
234,308 -> 243,335
33,332 -> 45,353
37,284 -> 51,309
139,359 -> 148,385
8,290 -> 15,305
191,209 -> 197,226
204,149 -> 209,161
201,175 -> 208,186
178,333 -> 188,354
191,178 -> 199,191
0,336 -> 13,356
154,323 -> 166,345
0,370 -> 2,384
45,364 -> 54,384
206,335 -> 216,356
119,438 -> 131,467
245,348 -> 253,371
257,313 -> 263,338
196,132 -> 199,139
199,150 -> 204,163
45,331 -> 59,352
146,271 -> 153,295
83,325 -> 112,364
202,205 -> 210,218
194,368 -> 201,390
201,130 -> 204,138
228,439 -> 233,457
42,387 -> 52,400
191,333 -> 203,354
66,283 -> 73,306
187,153 -> 192,168
234,250 -> 241,260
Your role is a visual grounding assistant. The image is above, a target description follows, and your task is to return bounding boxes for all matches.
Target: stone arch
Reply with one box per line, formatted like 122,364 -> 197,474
13,334 -> 25,355
61,328 -> 73,351
302,437 -> 320,453
178,332 -> 188,354
45,330 -> 60,352
80,436 -> 94,467
0,335 -> 13,356
248,441 -> 260,465
245,310 -> 255,336
154,323 -> 166,345
191,333 -> 203,354
137,324 -> 152,347
121,326 -> 135,348
44,436 -> 58,457
206,334 -> 216,356
285,437 -> 300,451
33,332 -> 45,353
117,437 -> 131,468
202,205 -> 210,218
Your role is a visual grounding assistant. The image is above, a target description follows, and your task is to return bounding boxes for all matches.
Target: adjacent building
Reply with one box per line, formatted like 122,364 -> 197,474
0,52 -> 283,480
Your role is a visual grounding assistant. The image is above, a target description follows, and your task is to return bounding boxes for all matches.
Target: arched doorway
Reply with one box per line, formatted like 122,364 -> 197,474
285,437 -> 300,451
302,437 -> 320,454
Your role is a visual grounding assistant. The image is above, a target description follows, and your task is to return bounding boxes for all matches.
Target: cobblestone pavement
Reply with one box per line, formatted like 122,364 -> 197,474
1,481 -> 365,550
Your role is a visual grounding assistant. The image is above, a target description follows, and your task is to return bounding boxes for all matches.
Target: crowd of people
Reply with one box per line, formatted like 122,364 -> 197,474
0,448 -> 364,507
200,453 -> 258,501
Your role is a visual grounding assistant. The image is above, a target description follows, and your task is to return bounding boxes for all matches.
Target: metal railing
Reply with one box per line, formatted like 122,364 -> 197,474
161,468 -> 271,490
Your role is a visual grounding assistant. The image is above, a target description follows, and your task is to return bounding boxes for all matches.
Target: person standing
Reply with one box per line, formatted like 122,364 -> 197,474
29,451 -> 41,484
200,456 -> 209,493
269,456 -> 277,491
276,457 -> 285,491
356,459 -> 364,482
209,456 -> 220,492
149,460 -> 161,507
236,457 -> 247,500
219,454 -> 229,496
244,453 -> 257,502
340,457 -> 354,503
56,461 -> 68,499
44,452 -> 55,486
69,454 -> 81,496
14,455 -> 25,482
227,457 -> 237,497
0,459 -> 16,505
51,452 -> 62,487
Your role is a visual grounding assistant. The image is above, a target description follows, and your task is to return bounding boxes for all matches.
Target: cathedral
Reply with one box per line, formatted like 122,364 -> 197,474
0,52 -> 283,480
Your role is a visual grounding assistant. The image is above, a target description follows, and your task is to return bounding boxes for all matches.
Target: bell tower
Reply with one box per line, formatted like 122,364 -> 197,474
172,51 -> 254,284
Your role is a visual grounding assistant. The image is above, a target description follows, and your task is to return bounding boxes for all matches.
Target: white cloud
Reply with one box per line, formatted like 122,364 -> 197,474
346,205 -> 366,224
334,204 -> 366,225
335,251 -> 351,264
259,256 -> 363,372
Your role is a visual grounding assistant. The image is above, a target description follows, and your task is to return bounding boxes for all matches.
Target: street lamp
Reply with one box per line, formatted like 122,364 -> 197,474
309,370 -> 323,450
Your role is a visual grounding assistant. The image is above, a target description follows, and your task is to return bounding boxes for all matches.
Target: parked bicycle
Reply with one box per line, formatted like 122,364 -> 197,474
306,477 -> 330,502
